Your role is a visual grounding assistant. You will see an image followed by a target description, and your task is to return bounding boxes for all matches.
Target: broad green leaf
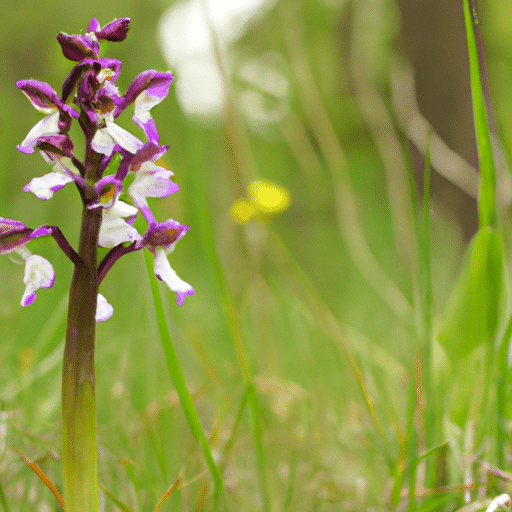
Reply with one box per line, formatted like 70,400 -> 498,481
437,226 -> 504,362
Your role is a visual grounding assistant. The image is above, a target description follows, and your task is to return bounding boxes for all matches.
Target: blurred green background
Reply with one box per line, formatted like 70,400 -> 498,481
2,0 -> 512,510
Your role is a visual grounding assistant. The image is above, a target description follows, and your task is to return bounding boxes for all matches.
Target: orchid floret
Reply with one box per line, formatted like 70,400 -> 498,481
129,162 -> 179,223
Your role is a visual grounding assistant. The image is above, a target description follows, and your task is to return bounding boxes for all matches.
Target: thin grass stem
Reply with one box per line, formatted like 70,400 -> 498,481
184,17 -> 273,500
195,196 -> 271,511
98,483 -> 135,512
143,249 -> 225,511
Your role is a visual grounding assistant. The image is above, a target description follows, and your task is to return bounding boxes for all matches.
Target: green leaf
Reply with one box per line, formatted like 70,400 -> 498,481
437,227 -> 504,361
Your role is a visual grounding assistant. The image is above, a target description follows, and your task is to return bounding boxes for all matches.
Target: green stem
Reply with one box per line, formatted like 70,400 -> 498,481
62,203 -> 102,512
143,250 -> 225,510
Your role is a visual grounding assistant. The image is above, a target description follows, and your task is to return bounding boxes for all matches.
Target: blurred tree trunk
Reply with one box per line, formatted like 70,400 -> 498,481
397,0 -> 479,239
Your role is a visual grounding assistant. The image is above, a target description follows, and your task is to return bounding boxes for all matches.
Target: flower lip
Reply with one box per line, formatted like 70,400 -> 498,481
95,293 -> 114,321
21,254 -> 55,306
153,247 -> 195,306
128,161 -> 179,224
24,172 -> 75,201
98,200 -> 142,248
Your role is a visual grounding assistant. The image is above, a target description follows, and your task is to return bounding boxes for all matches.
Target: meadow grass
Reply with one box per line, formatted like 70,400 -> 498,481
3,0 -> 512,511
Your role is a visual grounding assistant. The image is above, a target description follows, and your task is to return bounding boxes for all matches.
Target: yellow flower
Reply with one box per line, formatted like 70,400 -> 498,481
231,198 -> 257,224
230,179 -> 290,224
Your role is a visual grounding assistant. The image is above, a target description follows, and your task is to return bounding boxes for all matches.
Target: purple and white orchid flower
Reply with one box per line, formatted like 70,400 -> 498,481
4,17 -> 194,319
138,219 -> 195,305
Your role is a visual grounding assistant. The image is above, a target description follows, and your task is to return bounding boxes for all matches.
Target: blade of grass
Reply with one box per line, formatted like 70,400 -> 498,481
98,483 -> 135,512
187,124 -> 271,509
187,3 -> 273,503
144,250 -> 225,511
464,0 -> 506,467
463,0 -> 498,229
11,446 -> 65,510
152,471 -> 184,512
495,312 -> 512,468
390,352 -> 418,509
417,132 -> 438,487
195,191 -> 271,512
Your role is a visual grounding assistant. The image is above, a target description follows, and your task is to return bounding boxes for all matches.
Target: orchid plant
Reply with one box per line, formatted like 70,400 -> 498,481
0,18 -> 194,511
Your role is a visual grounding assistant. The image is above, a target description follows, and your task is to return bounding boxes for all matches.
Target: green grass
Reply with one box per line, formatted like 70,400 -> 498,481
3,0 -> 512,510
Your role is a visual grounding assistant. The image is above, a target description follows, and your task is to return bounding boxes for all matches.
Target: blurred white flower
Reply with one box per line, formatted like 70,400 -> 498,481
158,0 -> 276,120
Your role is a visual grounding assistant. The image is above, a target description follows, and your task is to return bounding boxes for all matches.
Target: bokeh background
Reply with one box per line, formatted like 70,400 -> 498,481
2,0 -> 512,510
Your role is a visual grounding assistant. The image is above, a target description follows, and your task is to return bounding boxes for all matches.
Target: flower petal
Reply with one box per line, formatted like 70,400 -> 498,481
97,18 -> 131,42
21,254 -> 55,306
56,32 -> 99,61
17,80 -> 74,115
109,199 -> 138,218
98,216 -> 141,248
106,121 -> 144,153
23,172 -> 74,200
96,293 -> 114,321
17,112 -> 61,154
91,122 -> 143,156
153,248 -> 194,306
90,127 -> 116,156
98,200 -> 141,248
116,71 -> 172,142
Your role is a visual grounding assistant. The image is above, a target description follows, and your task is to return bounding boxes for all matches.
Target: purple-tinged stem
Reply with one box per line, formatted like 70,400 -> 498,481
46,225 -> 81,266
97,242 -> 139,285
61,148 -> 103,512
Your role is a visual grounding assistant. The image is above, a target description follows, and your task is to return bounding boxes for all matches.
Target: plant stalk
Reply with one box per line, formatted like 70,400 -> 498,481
62,203 -> 102,512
